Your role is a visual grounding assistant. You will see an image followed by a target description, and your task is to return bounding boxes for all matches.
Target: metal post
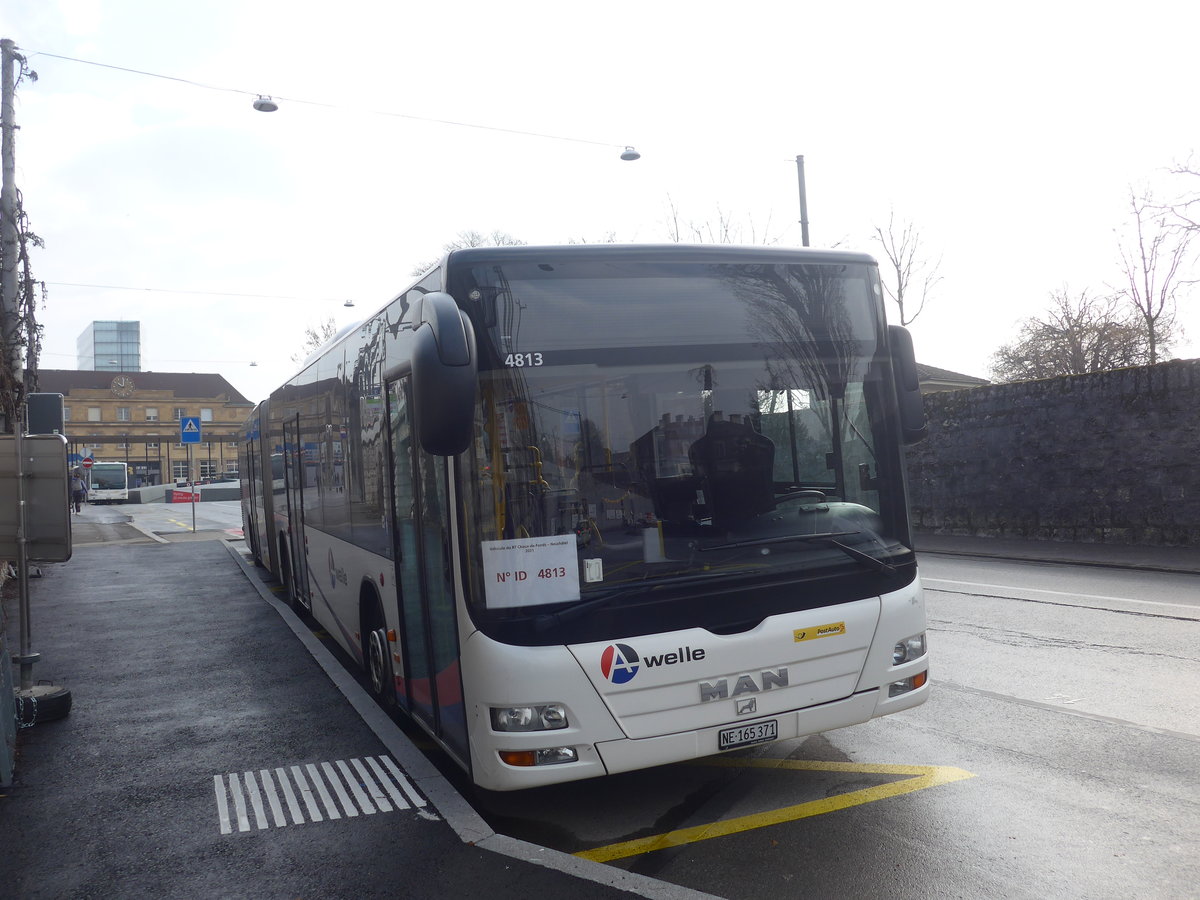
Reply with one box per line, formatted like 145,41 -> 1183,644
795,155 -> 810,248
14,428 -> 36,691
2,40 -> 34,688
188,444 -> 195,531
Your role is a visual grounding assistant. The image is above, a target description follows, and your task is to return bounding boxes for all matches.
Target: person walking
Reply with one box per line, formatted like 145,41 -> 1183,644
69,471 -> 87,514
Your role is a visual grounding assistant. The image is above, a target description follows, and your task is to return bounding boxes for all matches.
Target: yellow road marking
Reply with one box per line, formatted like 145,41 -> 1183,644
575,758 -> 975,863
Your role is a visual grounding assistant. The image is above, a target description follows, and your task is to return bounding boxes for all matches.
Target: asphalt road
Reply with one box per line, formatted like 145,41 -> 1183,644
40,506 -> 1200,899
83,497 -> 245,537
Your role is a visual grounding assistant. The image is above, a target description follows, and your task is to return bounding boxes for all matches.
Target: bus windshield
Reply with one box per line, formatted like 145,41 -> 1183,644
453,255 -> 913,642
90,464 -> 128,491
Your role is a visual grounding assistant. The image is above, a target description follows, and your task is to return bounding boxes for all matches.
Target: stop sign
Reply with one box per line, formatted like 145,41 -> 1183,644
82,457 -> 94,469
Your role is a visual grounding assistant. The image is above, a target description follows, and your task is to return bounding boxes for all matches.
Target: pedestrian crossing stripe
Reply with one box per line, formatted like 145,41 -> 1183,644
213,755 -> 436,834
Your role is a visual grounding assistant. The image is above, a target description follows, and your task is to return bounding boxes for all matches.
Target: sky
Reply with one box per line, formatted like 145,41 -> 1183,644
5,0 -> 1199,403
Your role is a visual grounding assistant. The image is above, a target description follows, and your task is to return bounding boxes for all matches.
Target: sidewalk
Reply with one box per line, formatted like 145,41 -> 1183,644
914,532 -> 1200,575
1,540 -> 707,900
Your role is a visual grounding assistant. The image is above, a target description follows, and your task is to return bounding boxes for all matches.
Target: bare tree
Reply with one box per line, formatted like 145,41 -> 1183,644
1167,155 -> 1200,233
411,229 -> 526,276
1115,188 -> 1191,364
871,212 -> 942,326
989,288 -> 1151,382
568,231 -> 619,244
291,317 -> 339,364
663,196 -> 779,245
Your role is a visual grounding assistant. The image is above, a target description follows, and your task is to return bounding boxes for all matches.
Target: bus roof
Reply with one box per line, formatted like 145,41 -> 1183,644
445,243 -> 879,268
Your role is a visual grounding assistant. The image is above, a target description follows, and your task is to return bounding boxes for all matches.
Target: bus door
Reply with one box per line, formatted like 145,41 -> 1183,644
282,415 -> 311,608
242,432 -> 261,562
387,379 -> 469,764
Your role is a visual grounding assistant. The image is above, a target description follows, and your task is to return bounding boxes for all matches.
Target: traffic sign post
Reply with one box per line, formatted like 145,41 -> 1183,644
179,417 -> 202,445
81,457 -> 93,469
179,417 -> 202,531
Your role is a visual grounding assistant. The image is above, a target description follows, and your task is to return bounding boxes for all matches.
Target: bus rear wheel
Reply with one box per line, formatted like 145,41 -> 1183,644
363,598 -> 394,707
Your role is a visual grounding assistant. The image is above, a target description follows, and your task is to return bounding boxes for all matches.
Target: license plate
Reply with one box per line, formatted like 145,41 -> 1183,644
718,719 -> 778,750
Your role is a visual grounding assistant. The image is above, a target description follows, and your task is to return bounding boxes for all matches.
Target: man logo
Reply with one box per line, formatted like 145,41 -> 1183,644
600,643 -> 640,684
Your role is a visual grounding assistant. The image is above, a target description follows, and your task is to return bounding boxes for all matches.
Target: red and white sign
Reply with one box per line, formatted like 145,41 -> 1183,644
81,457 -> 94,469
171,491 -> 199,503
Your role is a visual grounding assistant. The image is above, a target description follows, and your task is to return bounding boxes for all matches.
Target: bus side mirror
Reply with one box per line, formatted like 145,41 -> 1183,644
888,325 -> 927,445
412,292 -> 477,455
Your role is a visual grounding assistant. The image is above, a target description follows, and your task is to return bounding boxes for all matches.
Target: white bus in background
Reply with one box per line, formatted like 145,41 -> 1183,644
240,244 -> 931,791
87,461 -> 130,504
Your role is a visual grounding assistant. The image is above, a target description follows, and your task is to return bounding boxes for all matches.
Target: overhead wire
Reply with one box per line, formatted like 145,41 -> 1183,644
26,48 -> 633,151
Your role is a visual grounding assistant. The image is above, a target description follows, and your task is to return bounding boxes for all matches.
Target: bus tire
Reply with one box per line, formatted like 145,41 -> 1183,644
363,594 -> 394,708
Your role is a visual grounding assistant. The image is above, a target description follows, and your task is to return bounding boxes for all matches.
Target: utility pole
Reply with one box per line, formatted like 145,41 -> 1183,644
0,39 -> 68,733
795,154 -> 811,247
1,38 -> 23,431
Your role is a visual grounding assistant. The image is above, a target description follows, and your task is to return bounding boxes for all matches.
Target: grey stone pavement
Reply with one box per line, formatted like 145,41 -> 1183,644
2,519 -> 1195,899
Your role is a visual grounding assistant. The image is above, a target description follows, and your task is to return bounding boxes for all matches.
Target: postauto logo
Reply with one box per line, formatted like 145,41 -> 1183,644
599,643 -> 640,684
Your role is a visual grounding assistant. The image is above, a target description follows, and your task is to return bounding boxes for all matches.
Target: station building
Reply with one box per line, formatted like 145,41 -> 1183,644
35,369 -> 254,486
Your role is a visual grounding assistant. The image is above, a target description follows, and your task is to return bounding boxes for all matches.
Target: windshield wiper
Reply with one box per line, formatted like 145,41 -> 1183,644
698,531 -> 897,576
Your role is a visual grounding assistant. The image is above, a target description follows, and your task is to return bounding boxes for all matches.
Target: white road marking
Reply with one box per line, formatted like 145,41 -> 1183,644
259,769 -> 288,827
229,772 -> 251,832
306,762 -> 342,819
321,761 -> 359,817
275,766 -> 305,824
244,770 -> 269,830
353,757 -> 395,811
289,764 -> 324,822
214,756 -> 428,834
923,578 -> 1194,611
380,754 -> 427,808
336,759 -> 377,814
214,775 -> 232,835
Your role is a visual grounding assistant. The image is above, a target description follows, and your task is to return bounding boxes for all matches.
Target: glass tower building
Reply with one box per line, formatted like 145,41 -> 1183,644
77,321 -> 141,371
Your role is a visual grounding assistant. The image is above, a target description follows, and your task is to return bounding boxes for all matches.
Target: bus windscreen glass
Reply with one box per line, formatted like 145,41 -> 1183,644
90,464 -> 128,491
454,258 -> 912,642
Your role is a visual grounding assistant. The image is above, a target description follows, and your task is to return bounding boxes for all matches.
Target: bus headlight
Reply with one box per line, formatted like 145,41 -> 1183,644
490,704 -> 569,732
892,632 -> 927,665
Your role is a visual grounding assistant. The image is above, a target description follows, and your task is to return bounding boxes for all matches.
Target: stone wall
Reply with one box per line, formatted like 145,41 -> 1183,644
905,359 -> 1200,546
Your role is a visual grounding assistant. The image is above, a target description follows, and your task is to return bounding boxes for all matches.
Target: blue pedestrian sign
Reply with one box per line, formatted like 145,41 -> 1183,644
180,416 -> 202,444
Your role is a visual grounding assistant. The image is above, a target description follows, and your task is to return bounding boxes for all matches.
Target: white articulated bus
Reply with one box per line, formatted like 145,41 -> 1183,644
87,461 -> 130,503
240,245 -> 930,791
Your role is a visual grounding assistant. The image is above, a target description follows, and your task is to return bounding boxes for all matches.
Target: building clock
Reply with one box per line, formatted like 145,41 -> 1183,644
110,375 -> 135,398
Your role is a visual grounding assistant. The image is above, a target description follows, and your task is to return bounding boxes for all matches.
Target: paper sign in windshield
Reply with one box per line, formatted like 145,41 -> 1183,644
482,535 -> 581,609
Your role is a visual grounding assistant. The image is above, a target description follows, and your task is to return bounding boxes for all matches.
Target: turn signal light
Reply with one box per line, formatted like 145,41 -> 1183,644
499,750 -> 537,767
498,747 -> 579,767
888,669 -> 929,697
